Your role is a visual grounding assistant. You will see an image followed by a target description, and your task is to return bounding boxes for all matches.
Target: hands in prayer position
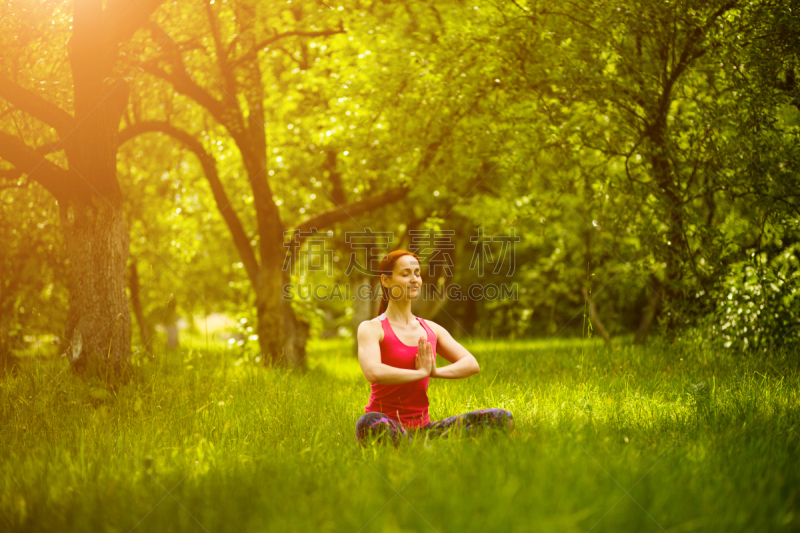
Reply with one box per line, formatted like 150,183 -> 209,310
414,336 -> 437,378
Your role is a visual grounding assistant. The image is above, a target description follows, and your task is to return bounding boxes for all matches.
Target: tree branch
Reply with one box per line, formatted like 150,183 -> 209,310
102,0 -> 166,44
118,120 -> 261,286
0,168 -> 23,181
233,25 -> 346,66
142,21 -> 243,133
141,62 -> 238,133
205,1 -> 238,95
0,132 -> 72,199
0,76 -> 74,136
293,186 -> 410,243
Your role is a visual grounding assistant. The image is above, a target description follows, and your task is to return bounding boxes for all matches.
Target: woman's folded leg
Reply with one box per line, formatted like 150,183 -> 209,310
355,412 -> 412,447
424,408 -> 514,439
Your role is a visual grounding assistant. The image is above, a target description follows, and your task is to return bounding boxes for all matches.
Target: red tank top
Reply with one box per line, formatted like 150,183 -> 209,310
364,314 -> 438,428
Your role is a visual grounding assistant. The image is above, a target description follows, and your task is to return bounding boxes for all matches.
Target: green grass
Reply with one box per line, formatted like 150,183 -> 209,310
1,336 -> 799,532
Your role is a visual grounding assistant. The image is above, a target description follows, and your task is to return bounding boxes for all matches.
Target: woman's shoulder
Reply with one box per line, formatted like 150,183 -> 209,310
357,317 -> 385,342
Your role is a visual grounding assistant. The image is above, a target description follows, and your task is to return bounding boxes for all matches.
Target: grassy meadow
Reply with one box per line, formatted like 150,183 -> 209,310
1,335 -> 799,532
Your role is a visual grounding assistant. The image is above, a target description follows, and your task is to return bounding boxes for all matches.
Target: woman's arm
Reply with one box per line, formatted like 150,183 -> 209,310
357,321 -> 434,384
427,321 -> 480,379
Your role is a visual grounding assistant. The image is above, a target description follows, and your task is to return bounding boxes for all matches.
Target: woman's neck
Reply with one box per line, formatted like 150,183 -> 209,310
384,301 -> 415,325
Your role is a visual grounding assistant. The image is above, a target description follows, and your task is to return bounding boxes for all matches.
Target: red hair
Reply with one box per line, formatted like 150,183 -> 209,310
375,250 -> 421,317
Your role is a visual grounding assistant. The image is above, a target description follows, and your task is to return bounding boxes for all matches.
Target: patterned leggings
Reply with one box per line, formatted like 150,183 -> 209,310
355,408 -> 514,447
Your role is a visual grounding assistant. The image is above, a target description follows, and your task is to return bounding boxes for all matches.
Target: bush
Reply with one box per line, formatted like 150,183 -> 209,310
709,244 -> 800,352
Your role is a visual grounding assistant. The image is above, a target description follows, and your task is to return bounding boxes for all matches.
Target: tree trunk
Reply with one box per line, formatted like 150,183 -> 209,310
128,258 -> 153,355
365,274 -> 382,326
647,117 -> 685,334
60,198 -> 131,373
0,327 -> 19,376
282,297 -> 309,368
59,0 -> 135,374
582,172 -> 611,347
255,266 -> 309,367
634,278 -> 662,345
352,273 -> 376,357
582,288 -> 611,348
163,294 -> 179,351
255,257 -> 287,365
461,294 -> 478,336
411,231 -> 457,320
166,324 -> 179,350
240,55 -> 290,366
0,0 -> 166,376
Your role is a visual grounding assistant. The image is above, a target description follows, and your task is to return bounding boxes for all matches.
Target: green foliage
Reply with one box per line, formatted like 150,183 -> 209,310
3,0 -> 800,355
0,184 -> 67,353
710,245 -> 800,352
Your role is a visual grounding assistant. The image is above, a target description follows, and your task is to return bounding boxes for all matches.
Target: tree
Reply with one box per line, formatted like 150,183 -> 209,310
118,0 -> 427,365
0,0 -> 165,373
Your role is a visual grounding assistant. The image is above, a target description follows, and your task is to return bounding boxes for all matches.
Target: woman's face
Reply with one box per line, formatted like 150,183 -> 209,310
382,255 -> 422,302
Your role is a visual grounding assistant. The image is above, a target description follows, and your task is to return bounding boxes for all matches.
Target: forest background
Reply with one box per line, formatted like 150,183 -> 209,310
3,0 -> 800,370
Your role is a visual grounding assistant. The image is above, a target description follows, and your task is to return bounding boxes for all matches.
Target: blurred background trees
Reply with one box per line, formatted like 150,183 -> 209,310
2,0 -> 799,375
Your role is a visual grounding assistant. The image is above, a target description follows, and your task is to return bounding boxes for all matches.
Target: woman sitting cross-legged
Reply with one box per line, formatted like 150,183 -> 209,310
355,249 -> 514,447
